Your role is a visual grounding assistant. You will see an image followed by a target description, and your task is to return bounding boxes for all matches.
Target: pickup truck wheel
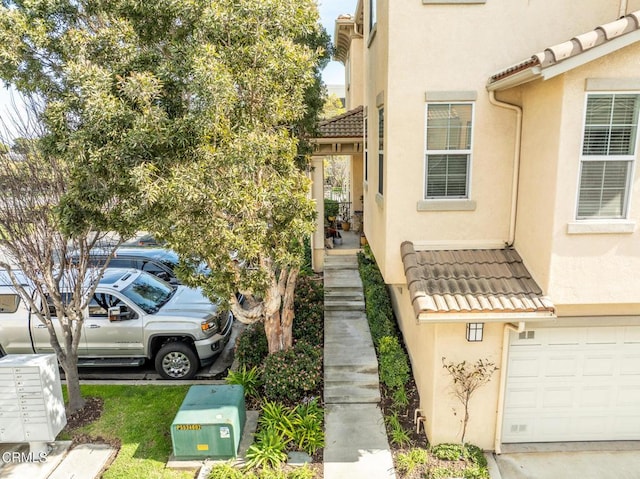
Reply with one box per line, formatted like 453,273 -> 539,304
155,342 -> 199,379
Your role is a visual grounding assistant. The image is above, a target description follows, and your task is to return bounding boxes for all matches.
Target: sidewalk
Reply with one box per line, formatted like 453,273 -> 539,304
323,254 -> 396,478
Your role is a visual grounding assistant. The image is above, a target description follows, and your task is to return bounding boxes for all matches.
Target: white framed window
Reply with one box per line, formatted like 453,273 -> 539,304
577,93 -> 639,219
424,103 -> 473,199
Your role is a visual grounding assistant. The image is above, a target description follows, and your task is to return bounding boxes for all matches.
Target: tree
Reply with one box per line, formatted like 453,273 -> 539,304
442,357 -> 498,443
0,103 -> 123,413
0,0 -> 330,354
134,0 -> 330,353
321,93 -> 346,120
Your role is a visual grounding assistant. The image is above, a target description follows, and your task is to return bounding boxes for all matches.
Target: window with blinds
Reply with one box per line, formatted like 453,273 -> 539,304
577,93 -> 639,219
424,103 -> 473,199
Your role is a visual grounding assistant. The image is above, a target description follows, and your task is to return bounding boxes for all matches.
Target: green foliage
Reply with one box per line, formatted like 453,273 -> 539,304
208,462 -> 246,479
323,198 -> 339,220
430,443 -> 487,468
288,399 -> 325,455
395,448 -> 429,475
263,342 -> 323,403
248,400 -> 324,471
0,0 -> 331,350
430,465 -> 460,479
462,444 -> 488,468
225,366 -> 263,399
244,428 -> 289,470
357,251 -> 396,347
258,401 -> 295,433
378,336 -> 410,391
391,385 -> 410,409
235,323 -> 269,370
431,443 -> 466,461
293,275 -> 324,345
286,466 -> 316,479
385,412 -> 412,448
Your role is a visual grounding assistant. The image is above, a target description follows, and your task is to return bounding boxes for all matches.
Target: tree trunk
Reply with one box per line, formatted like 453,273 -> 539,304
264,309 -> 283,353
60,356 -> 85,413
280,267 -> 299,350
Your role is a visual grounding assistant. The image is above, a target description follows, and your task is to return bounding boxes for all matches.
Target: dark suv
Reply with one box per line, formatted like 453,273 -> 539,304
89,247 -> 183,285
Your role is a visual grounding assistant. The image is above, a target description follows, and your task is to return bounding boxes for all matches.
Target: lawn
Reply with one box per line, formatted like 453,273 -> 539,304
62,384 -> 194,479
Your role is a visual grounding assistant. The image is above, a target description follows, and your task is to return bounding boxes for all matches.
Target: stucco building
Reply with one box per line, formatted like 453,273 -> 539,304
316,0 -> 640,451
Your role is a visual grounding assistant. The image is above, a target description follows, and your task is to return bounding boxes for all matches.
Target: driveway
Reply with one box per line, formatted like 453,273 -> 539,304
493,443 -> 640,479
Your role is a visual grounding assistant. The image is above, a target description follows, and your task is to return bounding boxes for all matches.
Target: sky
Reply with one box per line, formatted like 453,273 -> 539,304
0,0 -> 358,138
317,0 -> 358,86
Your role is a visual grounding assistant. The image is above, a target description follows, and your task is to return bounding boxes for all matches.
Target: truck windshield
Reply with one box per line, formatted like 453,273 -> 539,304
121,273 -> 174,314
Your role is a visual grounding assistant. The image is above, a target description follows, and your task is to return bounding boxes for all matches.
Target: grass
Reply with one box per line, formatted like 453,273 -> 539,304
62,384 -> 193,479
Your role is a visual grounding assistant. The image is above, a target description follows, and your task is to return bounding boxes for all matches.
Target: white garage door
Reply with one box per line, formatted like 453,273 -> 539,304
502,325 -> 640,443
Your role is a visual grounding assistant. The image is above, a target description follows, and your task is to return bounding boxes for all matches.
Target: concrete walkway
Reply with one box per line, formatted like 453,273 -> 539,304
323,255 -> 396,479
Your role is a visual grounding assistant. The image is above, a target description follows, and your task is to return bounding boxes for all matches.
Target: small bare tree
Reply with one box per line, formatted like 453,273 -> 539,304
442,357 -> 498,443
0,99 -> 123,413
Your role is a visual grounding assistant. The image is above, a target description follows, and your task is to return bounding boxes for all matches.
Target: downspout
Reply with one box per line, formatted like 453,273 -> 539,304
488,91 -> 522,246
620,0 -> 628,17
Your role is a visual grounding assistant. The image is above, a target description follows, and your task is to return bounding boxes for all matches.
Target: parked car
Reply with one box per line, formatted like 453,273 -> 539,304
0,268 -> 234,379
86,247 -> 184,285
86,246 -> 245,303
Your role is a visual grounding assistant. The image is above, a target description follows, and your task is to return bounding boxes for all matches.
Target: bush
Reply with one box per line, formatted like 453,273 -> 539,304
324,198 -> 339,220
235,322 -> 269,370
293,275 -> 324,345
244,428 -> 289,469
225,366 -> 263,399
263,341 -> 323,403
378,335 -> 410,390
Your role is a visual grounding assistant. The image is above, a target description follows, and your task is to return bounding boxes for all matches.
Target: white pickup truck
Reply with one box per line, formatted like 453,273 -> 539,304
0,269 -> 233,379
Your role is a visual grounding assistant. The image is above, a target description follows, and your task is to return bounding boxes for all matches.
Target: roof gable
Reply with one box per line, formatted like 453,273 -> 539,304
317,105 -> 364,139
488,10 -> 640,91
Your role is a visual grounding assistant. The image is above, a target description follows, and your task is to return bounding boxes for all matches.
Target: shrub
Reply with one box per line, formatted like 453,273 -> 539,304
225,366 -> 262,399
287,466 -> 315,479
235,323 -> 269,370
395,448 -> 429,475
431,443 -> 465,461
386,411 -> 412,447
209,462 -> 249,479
288,399 -> 325,455
244,428 -> 289,470
392,384 -> 409,409
378,335 -> 410,390
293,276 -> 324,345
324,198 -> 339,220
263,342 -> 323,403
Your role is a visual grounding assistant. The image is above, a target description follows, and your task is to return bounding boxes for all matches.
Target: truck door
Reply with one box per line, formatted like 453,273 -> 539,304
30,293 -> 88,355
0,293 -> 33,353
82,292 -> 144,357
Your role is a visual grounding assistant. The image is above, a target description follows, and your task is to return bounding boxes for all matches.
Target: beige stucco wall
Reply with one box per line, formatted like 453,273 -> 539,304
345,37 -> 364,110
515,41 -> 640,308
362,0 -> 389,273
390,285 -> 504,450
351,153 -> 364,221
361,0 -> 630,285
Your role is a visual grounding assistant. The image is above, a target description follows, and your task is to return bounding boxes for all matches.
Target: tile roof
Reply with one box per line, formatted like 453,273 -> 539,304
317,106 -> 364,139
488,10 -> 640,89
401,241 -> 555,320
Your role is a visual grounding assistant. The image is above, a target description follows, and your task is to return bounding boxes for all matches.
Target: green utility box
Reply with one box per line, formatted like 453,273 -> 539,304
171,384 -> 246,459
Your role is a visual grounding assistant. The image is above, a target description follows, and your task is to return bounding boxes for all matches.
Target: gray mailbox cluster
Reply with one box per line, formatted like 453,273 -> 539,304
0,354 -> 66,443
